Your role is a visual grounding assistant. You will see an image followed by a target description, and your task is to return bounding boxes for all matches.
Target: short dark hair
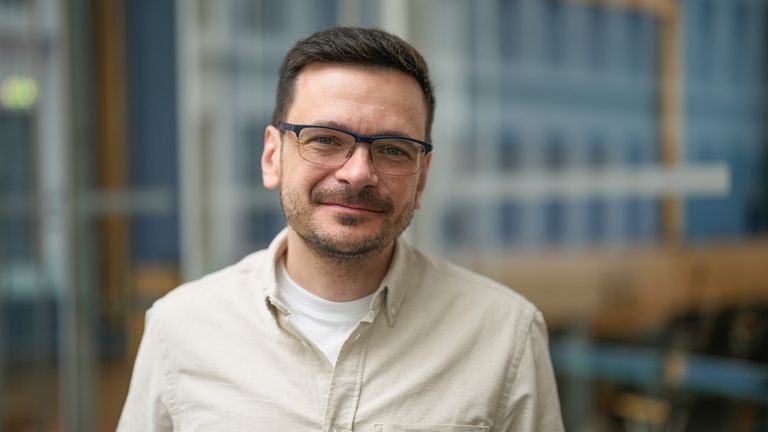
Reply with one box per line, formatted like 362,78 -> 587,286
272,26 -> 436,141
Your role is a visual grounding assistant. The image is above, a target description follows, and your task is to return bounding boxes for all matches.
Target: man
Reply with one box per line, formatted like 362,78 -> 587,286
119,27 -> 564,431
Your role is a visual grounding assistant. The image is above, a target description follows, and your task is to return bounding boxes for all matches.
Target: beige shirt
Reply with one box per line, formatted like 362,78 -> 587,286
118,230 -> 564,432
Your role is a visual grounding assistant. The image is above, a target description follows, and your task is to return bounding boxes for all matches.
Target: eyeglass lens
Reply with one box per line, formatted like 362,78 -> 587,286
297,127 -> 423,175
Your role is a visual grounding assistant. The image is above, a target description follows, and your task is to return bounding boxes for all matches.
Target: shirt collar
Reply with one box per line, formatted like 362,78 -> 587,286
255,228 -> 414,327
374,234 -> 412,327
260,228 -> 290,314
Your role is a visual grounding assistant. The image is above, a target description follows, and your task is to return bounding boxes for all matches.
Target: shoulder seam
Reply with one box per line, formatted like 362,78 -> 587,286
424,256 -> 534,306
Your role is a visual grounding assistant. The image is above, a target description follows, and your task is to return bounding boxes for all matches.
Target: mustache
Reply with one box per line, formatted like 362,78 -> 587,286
311,186 -> 393,212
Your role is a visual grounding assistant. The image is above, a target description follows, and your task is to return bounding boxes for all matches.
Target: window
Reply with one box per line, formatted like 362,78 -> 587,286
544,200 -> 566,243
587,6 -> 608,71
443,204 -> 476,248
0,0 -> 28,9
235,0 -> 284,34
586,198 -> 606,241
543,0 -> 566,67
499,129 -> 522,171
498,201 -> 521,244
239,118 -> 268,184
730,2 -> 750,83
624,133 -> 646,166
247,208 -> 284,251
499,0 -> 523,62
696,0 -> 714,82
587,133 -> 608,168
0,111 -> 34,260
544,132 -> 567,171
625,12 -> 655,75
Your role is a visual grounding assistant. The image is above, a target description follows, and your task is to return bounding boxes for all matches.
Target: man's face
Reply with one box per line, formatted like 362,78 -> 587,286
262,64 -> 431,258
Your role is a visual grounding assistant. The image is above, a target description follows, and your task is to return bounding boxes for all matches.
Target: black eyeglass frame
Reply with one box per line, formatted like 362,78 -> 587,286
277,122 -> 434,155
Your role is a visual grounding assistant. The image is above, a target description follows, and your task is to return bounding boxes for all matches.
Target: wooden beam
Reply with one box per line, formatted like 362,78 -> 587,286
567,0 -> 675,16
95,0 -> 130,330
657,4 -> 684,246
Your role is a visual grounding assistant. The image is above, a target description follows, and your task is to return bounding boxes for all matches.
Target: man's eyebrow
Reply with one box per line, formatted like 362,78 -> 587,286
316,120 -> 413,138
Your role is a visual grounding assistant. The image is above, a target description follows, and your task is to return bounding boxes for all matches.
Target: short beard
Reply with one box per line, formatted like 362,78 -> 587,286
280,185 -> 414,261
299,226 -> 390,260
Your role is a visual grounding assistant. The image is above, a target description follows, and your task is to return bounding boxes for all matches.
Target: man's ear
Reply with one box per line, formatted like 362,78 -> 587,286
414,152 -> 432,209
262,125 -> 282,189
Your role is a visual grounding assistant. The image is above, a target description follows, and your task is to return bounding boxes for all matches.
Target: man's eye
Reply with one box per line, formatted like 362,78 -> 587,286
376,142 -> 417,160
383,146 -> 406,156
311,136 -> 338,145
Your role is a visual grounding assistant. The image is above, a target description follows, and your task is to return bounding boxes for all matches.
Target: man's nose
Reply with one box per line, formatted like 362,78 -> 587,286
334,143 -> 379,189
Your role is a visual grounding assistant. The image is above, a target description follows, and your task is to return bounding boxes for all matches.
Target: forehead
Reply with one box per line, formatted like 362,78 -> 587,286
287,64 -> 428,138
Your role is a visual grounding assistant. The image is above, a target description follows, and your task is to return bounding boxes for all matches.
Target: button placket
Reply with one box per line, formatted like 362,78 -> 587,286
322,323 -> 370,432
276,311 -> 334,424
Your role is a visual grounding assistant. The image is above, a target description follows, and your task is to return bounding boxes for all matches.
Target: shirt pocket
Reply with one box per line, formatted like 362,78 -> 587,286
373,425 -> 489,432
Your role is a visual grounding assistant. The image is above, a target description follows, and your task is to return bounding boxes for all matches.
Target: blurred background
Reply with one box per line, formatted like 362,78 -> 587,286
1,0 -> 767,430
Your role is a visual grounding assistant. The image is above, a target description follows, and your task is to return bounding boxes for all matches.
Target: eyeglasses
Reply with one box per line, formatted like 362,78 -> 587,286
278,122 -> 433,176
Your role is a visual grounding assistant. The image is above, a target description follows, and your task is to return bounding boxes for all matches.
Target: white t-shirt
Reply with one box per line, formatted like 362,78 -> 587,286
275,258 -> 375,366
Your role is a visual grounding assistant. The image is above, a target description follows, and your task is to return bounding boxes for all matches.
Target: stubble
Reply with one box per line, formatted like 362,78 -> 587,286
280,184 -> 414,261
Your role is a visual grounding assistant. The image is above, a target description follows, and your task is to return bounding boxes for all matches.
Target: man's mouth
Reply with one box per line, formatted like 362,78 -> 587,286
321,201 -> 384,213
311,187 -> 392,214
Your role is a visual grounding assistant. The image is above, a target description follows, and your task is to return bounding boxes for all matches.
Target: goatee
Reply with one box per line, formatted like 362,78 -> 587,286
280,185 -> 414,260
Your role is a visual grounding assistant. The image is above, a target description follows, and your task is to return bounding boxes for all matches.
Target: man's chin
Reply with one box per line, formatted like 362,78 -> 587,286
335,213 -> 369,227
299,225 -> 392,260
309,236 -> 389,259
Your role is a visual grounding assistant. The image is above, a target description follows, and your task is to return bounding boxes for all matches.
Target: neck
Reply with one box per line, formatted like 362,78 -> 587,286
283,229 -> 395,301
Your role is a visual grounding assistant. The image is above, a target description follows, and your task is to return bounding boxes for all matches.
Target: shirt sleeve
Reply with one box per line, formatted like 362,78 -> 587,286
497,310 -> 565,432
117,307 -> 174,432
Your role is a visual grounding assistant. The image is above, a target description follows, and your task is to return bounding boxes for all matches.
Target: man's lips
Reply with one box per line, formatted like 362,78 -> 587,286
320,201 -> 385,213
311,187 -> 393,214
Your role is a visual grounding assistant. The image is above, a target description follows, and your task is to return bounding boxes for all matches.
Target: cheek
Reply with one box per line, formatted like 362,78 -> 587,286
389,181 -> 419,206
283,162 -> 328,192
